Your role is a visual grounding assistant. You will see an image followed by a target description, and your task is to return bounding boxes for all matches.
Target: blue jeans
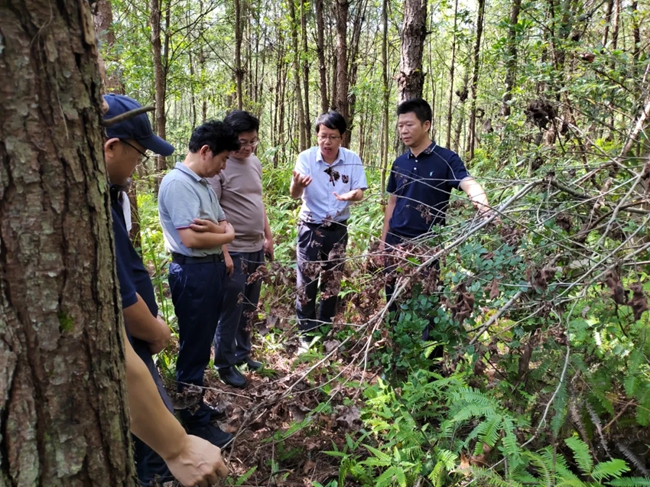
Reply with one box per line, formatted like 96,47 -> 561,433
169,256 -> 225,427
213,250 -> 265,369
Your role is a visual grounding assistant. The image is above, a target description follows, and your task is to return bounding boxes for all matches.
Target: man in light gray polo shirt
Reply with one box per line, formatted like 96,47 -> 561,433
208,110 -> 273,388
290,111 -> 368,336
158,120 -> 239,447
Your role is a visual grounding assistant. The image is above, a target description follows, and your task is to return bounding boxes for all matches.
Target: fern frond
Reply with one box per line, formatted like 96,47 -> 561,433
607,477 -> 650,486
467,466 -> 522,487
540,446 -> 576,480
591,459 -> 630,481
615,442 -> 650,477
565,436 -> 594,475
523,451 -> 552,487
586,400 -> 611,457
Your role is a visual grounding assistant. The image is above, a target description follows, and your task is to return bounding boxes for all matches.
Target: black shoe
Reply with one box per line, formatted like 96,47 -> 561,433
241,357 -> 262,371
218,366 -> 247,388
187,423 -> 233,448
199,401 -> 227,421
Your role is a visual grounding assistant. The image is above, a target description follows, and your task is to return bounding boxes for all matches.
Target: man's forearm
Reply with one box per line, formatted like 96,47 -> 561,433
123,294 -> 163,343
263,209 -> 272,240
290,182 -> 303,199
179,228 -> 235,249
124,330 -> 188,461
460,178 -> 489,211
381,196 -> 397,242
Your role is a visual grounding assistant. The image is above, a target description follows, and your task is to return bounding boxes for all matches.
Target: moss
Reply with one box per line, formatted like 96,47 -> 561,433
58,312 -> 75,332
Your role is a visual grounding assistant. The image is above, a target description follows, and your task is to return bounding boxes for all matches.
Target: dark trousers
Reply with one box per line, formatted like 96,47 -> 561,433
296,221 -> 348,332
168,257 -> 225,427
213,250 -> 264,369
384,230 -> 440,343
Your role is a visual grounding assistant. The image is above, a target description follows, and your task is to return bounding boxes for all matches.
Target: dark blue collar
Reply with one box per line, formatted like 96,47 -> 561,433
408,141 -> 437,159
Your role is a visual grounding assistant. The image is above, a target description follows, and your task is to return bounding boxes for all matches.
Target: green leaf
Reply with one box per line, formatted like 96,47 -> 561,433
565,436 -> 594,475
591,459 -> 630,481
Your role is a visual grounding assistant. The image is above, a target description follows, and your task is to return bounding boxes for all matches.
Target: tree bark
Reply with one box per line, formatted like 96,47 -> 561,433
315,0 -> 329,113
289,0 -> 307,151
466,0 -> 486,161
380,0 -> 390,194
0,0 -> 135,484
446,0 -> 460,148
301,0 -> 312,146
93,0 -> 124,93
150,0 -> 167,189
501,0 -> 522,116
234,0 -> 244,110
398,0 -> 427,103
335,0 -> 350,147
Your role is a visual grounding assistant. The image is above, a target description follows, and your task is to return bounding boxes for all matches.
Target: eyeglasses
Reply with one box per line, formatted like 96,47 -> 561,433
317,135 -> 341,142
238,139 -> 260,148
120,139 -> 150,163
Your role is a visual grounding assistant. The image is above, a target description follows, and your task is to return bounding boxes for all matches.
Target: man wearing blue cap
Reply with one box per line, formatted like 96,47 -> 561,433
103,94 -> 228,486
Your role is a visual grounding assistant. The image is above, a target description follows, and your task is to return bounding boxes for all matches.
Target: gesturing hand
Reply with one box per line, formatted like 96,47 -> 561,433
292,170 -> 312,189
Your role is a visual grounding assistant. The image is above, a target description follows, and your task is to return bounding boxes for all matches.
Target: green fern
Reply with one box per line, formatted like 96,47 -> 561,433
522,451 -> 552,487
607,478 -> 650,486
565,436 -> 594,476
591,459 -> 630,482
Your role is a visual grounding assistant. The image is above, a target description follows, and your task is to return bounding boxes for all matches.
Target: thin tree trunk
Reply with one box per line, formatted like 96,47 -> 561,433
466,0 -> 486,161
380,0 -> 390,193
93,0 -> 124,93
446,0 -> 459,148
398,0 -> 427,102
301,0 -> 311,146
234,0 -> 244,109
501,0 -> 522,116
335,0 -> 350,146
315,0 -> 329,112
289,0 -> 306,150
150,0 -> 167,189
0,0 -> 135,484
602,0 -> 613,47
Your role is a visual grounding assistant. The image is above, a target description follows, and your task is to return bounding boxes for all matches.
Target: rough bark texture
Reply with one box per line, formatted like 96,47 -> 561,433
398,0 -> 427,103
93,0 -> 124,94
315,0 -> 329,113
150,0 -> 167,187
501,0 -> 522,117
335,0 -> 350,147
0,0 -> 135,485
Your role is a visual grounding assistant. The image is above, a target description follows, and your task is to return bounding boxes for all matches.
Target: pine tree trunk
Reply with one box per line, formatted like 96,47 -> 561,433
289,0 -> 307,151
398,0 -> 427,103
501,0 -> 522,116
234,0 -> 244,110
315,0 -> 329,113
301,0 -> 312,146
466,0 -> 486,161
150,0 -> 167,189
0,0 -> 135,484
380,0 -> 390,194
446,0 -> 459,148
335,0 -> 350,146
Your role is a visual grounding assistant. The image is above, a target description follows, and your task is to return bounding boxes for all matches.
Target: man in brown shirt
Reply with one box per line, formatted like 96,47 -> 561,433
208,110 -> 273,388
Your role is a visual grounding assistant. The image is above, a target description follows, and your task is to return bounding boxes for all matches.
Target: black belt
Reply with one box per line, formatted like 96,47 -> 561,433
171,252 -> 224,264
302,220 -> 348,231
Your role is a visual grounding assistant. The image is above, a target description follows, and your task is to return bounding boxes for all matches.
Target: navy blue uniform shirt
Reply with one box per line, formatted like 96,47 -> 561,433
111,186 -> 158,316
387,142 -> 469,238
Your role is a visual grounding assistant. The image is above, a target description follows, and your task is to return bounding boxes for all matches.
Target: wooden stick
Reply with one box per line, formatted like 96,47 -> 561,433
103,106 -> 155,127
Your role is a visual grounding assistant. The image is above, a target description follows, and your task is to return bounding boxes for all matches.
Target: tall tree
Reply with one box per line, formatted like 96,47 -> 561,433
334,0 -> 350,146
398,0 -> 427,102
380,0 -> 390,193
301,0 -> 312,145
150,0 -> 170,187
93,0 -> 124,94
465,0 -> 486,161
234,0 -> 245,110
289,0 -> 307,150
315,0 -> 329,112
446,0 -> 460,148
0,0 -> 135,484
501,0 -> 522,116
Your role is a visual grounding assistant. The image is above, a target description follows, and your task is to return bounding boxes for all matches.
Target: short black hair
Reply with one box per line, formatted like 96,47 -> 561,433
314,111 -> 347,135
188,120 -> 240,154
224,110 -> 260,135
397,98 -> 432,124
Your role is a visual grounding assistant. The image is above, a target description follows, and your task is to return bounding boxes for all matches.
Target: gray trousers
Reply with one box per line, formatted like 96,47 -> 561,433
213,249 -> 264,369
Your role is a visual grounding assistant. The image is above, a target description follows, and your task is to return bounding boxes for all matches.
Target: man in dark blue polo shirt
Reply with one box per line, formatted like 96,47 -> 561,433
380,98 -> 490,337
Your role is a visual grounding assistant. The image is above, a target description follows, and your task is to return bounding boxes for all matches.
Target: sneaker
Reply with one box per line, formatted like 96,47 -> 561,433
218,366 -> 247,388
187,423 -> 233,448
240,357 -> 263,371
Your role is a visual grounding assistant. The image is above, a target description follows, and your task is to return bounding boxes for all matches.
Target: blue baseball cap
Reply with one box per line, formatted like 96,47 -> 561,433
103,94 -> 175,156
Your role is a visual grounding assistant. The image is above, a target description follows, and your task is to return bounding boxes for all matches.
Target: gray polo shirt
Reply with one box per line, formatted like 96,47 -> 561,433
158,162 -> 226,257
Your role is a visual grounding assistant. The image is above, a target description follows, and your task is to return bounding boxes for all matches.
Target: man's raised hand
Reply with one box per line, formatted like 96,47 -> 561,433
292,170 -> 312,188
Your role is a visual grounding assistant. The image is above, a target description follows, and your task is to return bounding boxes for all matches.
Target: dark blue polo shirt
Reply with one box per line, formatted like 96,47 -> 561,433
110,185 -> 159,316
112,188 -> 138,310
387,142 -> 469,238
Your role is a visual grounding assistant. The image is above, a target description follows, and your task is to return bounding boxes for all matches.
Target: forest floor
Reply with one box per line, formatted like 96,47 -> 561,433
166,312 -> 378,487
